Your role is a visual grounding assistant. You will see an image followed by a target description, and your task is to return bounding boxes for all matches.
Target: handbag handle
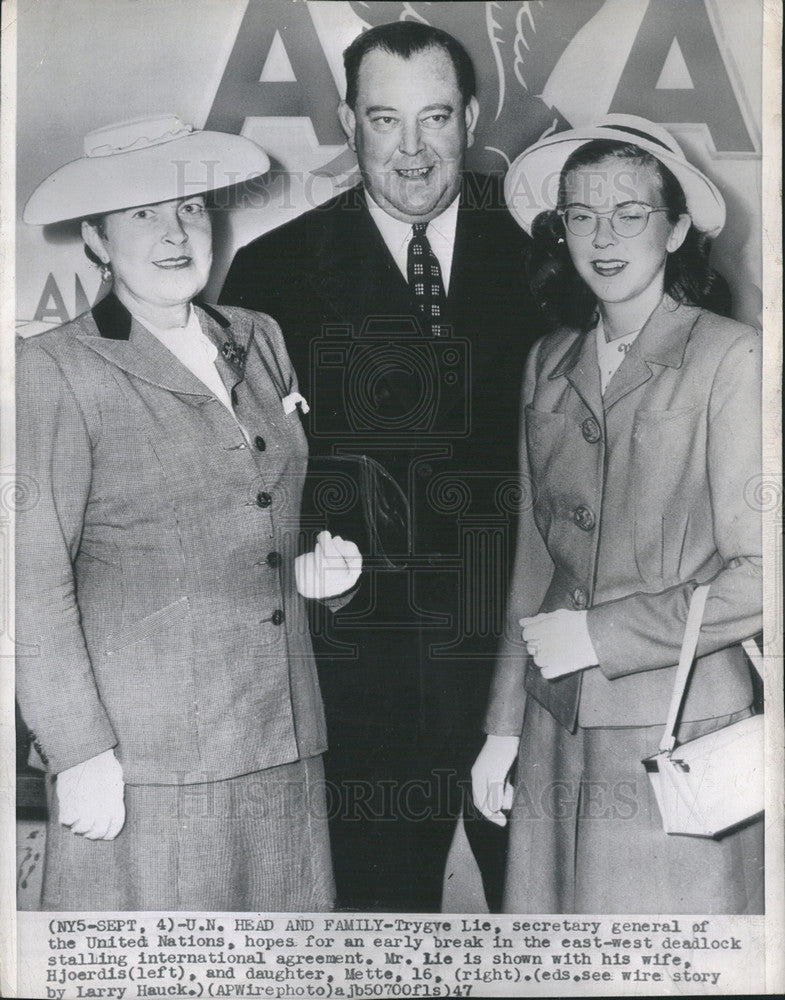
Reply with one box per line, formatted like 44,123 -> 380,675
659,585 -> 763,754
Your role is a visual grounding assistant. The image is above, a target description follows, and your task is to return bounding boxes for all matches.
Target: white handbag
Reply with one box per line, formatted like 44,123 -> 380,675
644,585 -> 764,838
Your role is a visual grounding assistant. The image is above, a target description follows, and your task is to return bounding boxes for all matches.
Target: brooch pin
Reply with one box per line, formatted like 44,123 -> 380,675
221,341 -> 247,368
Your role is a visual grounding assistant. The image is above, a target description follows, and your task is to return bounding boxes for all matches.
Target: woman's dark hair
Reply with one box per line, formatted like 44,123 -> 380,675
528,139 -> 718,332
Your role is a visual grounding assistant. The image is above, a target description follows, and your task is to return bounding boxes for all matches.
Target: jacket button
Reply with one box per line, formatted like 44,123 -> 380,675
256,492 -> 272,508
573,504 -> 596,531
254,435 -> 266,452
266,551 -> 282,568
581,417 -> 602,443
271,609 -> 285,626
571,587 -> 588,609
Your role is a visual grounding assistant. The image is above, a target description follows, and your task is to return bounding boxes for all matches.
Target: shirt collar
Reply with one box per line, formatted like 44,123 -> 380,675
364,190 -> 461,256
131,305 -> 214,355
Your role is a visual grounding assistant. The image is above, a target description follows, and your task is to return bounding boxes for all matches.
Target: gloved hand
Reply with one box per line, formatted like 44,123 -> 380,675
471,734 -> 519,827
56,748 -> 126,840
295,530 -> 362,599
521,609 -> 599,679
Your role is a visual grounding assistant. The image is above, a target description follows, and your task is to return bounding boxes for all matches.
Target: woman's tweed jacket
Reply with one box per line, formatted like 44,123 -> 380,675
17,295 -> 327,785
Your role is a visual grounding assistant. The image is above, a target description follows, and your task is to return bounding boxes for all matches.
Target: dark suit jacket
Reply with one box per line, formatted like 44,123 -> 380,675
221,176 -> 541,744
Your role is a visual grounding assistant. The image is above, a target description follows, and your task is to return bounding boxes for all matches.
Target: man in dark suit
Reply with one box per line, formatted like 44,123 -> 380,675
220,21 -> 540,911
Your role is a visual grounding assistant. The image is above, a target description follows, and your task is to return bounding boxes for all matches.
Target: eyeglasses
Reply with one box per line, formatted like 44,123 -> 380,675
557,202 -> 670,238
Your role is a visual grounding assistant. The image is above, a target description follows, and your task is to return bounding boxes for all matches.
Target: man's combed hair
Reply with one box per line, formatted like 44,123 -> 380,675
343,21 -> 476,110
528,139 -> 718,332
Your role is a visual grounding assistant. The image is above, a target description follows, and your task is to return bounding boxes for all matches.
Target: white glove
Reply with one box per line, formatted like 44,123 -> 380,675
295,530 -> 362,599
521,609 -> 599,679
56,748 -> 126,840
471,734 -> 519,827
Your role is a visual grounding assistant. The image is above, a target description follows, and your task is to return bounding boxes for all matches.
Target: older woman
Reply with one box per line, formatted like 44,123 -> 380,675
17,115 -> 360,910
472,114 -> 763,913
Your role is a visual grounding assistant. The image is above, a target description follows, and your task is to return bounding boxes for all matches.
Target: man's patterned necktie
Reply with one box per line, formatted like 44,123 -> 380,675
407,222 -> 447,336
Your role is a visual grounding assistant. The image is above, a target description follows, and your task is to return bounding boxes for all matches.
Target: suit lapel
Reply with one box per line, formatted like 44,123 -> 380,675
551,330 -> 604,424
302,187 -> 431,421
307,186 -> 419,331
79,294 -> 247,405
603,297 -> 700,410
448,174 -> 501,309
548,298 -> 701,417
601,341 -> 653,411
196,300 -> 252,399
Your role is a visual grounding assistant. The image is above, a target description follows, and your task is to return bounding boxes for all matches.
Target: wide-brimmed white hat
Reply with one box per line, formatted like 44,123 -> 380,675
24,114 -> 271,224
504,114 -> 725,238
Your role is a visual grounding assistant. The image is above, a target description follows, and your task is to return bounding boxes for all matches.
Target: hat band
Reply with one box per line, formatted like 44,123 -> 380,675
596,124 -> 673,152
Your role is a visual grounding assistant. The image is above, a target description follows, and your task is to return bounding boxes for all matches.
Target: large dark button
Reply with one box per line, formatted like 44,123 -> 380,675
266,551 -> 282,568
581,417 -> 602,444
254,435 -> 266,452
573,504 -> 596,531
271,609 -> 285,626
572,586 -> 588,609
256,491 -> 272,508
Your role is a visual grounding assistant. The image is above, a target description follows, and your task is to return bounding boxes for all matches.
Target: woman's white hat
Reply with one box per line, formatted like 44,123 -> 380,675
504,114 -> 726,238
24,114 -> 271,224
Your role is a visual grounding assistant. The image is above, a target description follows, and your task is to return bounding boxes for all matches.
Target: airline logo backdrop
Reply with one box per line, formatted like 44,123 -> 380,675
16,0 -> 761,336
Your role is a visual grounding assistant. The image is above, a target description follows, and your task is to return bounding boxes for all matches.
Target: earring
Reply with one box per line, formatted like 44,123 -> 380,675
557,237 -> 565,245
99,261 -> 113,282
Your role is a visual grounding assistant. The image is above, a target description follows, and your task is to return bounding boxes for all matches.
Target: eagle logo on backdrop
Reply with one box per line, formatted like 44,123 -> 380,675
346,0 -> 754,170
347,0 -> 593,171
28,0 -> 756,328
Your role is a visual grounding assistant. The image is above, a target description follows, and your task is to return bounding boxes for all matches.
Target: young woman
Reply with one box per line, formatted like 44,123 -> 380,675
17,115 -> 361,910
472,114 -> 763,913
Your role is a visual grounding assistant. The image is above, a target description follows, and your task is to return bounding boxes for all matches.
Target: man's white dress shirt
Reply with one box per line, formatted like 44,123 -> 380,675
365,192 -> 460,294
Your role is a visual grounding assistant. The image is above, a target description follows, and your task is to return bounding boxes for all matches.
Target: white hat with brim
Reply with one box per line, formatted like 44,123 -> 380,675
504,114 -> 725,238
23,115 -> 271,224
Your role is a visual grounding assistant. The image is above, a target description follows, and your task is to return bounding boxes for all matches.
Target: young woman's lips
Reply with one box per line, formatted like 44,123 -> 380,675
592,260 -> 627,277
154,256 -> 192,269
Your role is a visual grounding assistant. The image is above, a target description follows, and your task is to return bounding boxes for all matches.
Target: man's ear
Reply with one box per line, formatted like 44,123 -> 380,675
82,220 -> 109,263
464,96 -> 479,149
338,101 -> 357,151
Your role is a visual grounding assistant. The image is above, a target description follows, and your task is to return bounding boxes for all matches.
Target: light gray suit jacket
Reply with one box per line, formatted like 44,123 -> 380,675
485,297 -> 762,735
17,295 -> 327,784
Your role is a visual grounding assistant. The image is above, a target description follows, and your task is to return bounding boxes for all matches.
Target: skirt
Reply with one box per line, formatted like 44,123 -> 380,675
503,698 -> 764,913
41,754 -> 334,911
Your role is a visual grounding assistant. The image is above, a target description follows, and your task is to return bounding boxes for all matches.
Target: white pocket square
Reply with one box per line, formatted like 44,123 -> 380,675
282,392 -> 310,415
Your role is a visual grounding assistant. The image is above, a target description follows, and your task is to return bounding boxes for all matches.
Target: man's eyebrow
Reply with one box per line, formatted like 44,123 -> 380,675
363,103 -> 455,114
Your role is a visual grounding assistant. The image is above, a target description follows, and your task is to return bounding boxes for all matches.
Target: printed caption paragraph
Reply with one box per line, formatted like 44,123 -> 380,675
18,912 -> 765,998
